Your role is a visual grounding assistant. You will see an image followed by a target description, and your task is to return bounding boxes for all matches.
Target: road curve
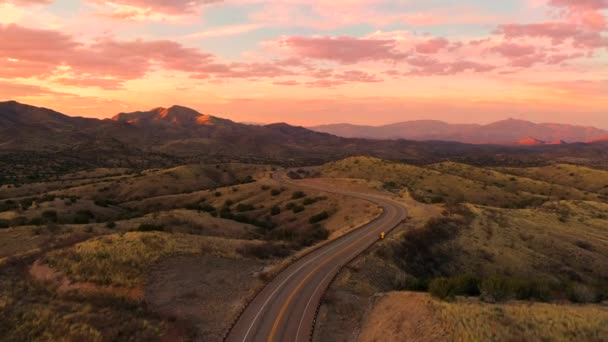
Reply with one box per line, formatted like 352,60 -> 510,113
225,173 -> 407,342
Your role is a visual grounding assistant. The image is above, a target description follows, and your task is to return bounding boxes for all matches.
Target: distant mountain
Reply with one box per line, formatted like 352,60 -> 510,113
311,119 -> 608,144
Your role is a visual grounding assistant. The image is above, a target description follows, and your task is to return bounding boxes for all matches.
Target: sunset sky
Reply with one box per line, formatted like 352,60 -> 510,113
1,0 -> 607,127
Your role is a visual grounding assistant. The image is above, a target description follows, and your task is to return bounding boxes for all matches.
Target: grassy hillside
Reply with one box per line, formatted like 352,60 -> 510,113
497,164 -> 608,197
315,156 -> 608,342
358,292 -> 608,342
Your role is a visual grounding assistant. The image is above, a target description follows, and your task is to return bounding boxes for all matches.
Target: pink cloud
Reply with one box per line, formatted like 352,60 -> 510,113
334,70 -> 382,83
88,0 -> 222,20
549,0 -> 608,10
415,38 -> 450,54
273,80 -> 299,86
275,36 -> 407,64
0,0 -> 52,5
406,56 -> 495,76
0,24 -> 305,87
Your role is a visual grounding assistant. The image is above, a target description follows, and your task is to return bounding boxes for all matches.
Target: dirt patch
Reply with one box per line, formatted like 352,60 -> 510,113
358,292 -> 451,342
144,255 -> 266,341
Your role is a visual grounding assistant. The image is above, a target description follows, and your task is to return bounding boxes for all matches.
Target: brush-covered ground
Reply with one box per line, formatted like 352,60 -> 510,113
0,162 -> 380,341
311,157 -> 608,342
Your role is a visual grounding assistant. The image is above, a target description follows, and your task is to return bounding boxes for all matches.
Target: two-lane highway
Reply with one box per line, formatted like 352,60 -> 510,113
225,173 -> 407,342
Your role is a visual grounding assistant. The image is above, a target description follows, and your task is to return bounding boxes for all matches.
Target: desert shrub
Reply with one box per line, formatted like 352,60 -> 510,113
302,198 -> 316,205
428,274 -> 481,300
270,205 -> 281,216
309,211 -> 329,224
94,199 -> 112,207
292,191 -> 306,199
240,175 -> 254,184
184,202 -> 200,210
224,199 -> 234,207
236,203 -> 255,212
270,189 -> 281,196
261,185 -> 271,191
298,224 -> 329,246
429,278 -> 454,300
200,203 -> 216,214
219,207 -> 233,219
0,200 -> 18,212
39,194 -> 55,202
238,242 -> 291,259
286,202 -> 296,210
29,217 -> 44,226
42,210 -> 58,223
73,210 -> 95,224
512,280 -> 552,301
214,191 -> 222,197
393,214 -> 466,279
287,171 -> 301,179
10,216 -> 27,226
383,181 -> 398,190
429,195 -> 445,204
480,276 -> 514,302
137,223 -> 164,232
46,223 -> 61,234
20,197 -> 35,210
106,221 -> 116,229
292,205 -> 305,213
393,273 -> 428,291
574,240 -> 593,251
568,283 -> 599,303
0,219 -> 9,229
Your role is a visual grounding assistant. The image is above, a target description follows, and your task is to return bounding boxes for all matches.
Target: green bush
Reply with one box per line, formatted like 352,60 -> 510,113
309,211 -> 329,224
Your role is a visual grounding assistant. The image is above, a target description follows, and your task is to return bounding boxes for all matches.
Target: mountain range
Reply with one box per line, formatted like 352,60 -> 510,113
310,120 -> 608,145
2,100 -> 608,182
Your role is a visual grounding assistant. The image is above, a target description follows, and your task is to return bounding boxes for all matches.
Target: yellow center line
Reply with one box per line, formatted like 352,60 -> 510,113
267,207 -> 397,342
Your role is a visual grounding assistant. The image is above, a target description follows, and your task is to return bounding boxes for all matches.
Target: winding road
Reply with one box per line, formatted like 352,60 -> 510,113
225,173 -> 408,342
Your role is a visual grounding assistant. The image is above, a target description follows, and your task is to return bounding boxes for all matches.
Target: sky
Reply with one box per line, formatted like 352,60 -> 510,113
0,0 -> 607,127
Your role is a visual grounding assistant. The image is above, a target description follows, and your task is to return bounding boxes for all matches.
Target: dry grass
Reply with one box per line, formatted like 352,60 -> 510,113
497,163 -> 608,196
359,291 -> 608,342
434,297 -> 608,341
431,161 -> 599,202
320,157 -> 547,207
446,202 -> 608,285
48,163 -> 271,203
43,232 -> 245,287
